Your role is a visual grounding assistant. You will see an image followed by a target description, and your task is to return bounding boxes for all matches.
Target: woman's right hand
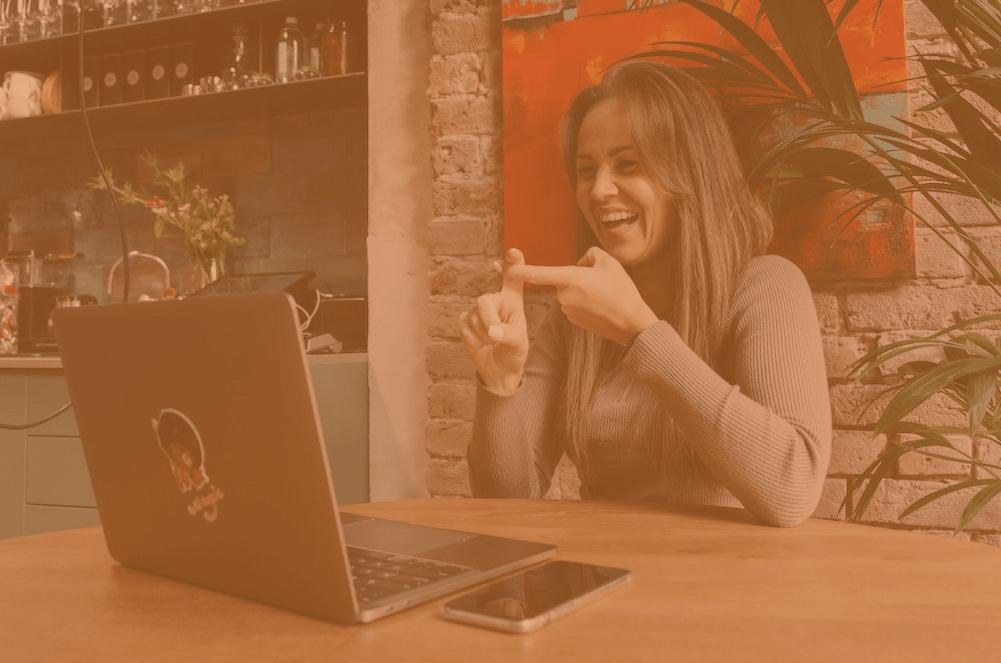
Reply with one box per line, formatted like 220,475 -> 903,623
459,247 -> 530,396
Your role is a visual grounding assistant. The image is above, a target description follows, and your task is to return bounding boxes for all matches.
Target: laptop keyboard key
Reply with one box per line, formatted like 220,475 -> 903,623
346,546 -> 471,606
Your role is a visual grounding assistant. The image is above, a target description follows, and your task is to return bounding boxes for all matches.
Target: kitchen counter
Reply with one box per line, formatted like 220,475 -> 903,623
0,352 -> 367,370
0,350 -> 370,539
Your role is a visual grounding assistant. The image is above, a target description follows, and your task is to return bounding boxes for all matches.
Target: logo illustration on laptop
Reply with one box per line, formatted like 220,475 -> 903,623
152,408 -> 225,522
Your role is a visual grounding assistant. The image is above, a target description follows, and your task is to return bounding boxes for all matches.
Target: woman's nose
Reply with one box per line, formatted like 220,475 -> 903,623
590,167 -> 617,200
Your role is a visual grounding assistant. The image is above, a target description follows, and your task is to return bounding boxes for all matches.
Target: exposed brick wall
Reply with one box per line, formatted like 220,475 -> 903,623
426,0 -> 1001,544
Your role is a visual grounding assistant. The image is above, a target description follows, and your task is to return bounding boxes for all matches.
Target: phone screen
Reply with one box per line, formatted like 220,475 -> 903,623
441,560 -> 630,632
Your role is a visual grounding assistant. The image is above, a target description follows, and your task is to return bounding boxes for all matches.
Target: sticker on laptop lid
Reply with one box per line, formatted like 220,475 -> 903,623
152,408 -> 225,522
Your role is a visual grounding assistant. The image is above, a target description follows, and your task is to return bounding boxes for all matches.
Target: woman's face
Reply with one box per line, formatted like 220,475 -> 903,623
574,97 -> 673,268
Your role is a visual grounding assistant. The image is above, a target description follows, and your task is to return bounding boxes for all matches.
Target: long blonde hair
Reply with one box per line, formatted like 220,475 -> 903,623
557,61 -> 773,469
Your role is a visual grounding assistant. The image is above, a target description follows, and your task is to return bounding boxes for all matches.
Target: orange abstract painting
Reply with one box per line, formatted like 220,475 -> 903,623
501,0 -> 914,281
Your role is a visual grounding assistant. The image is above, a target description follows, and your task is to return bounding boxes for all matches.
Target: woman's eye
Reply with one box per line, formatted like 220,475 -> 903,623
576,166 -> 596,178
617,160 -> 639,172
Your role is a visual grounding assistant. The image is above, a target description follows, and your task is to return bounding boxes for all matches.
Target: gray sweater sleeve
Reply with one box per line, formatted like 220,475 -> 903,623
622,256 -> 831,526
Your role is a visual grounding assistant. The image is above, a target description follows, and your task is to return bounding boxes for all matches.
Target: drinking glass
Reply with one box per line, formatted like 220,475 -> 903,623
126,0 -> 154,22
0,0 -> 11,45
38,0 -> 59,37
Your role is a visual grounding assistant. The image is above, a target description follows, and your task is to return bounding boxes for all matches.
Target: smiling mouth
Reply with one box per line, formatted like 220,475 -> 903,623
599,211 -> 639,229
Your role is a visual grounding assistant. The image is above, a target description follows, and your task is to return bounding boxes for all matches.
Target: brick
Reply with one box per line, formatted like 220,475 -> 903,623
432,175 -> 503,218
428,294 -> 475,339
897,433 -> 972,477
433,135 -> 483,177
480,134 -> 503,174
844,284 -> 1001,331
430,256 -> 503,296
812,478 -> 848,521
912,192 -> 998,230
271,213 -> 347,258
857,478 -> 1001,529
974,438 -> 1001,481
828,382 -> 892,428
429,53 -> 482,96
428,382 -> 476,420
430,0 -> 481,14
431,11 -> 498,57
431,95 -> 501,135
822,335 -> 871,379
829,430 -> 887,476
965,226 -> 1001,283
914,228 -> 968,279
429,216 -> 486,255
202,133 -> 270,178
812,292 -> 841,334
426,418 -> 473,457
428,340 -> 477,381
907,391 -> 968,429
904,0 -> 948,39
872,330 -> 946,378
483,213 -> 505,254
426,459 -> 471,497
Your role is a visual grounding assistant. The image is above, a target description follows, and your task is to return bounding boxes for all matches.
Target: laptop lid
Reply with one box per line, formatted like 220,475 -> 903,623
53,293 -> 359,623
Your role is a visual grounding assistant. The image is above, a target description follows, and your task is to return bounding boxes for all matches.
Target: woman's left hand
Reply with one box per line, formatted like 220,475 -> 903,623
505,246 -> 659,345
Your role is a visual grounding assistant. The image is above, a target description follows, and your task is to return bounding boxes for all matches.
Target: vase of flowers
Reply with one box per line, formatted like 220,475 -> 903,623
89,153 -> 246,290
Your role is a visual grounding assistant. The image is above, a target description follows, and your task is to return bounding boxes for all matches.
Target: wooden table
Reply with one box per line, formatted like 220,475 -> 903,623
2,498 -> 1000,662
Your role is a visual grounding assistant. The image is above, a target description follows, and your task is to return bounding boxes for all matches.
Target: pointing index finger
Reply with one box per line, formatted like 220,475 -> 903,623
505,263 -> 582,289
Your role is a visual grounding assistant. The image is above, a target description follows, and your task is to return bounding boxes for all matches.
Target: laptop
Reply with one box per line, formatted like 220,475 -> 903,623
52,292 -> 556,624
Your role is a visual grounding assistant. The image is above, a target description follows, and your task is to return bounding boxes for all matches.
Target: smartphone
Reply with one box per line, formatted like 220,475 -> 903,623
440,560 -> 631,633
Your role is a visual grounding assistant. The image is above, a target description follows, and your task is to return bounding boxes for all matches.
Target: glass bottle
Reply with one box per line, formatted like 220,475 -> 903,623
221,24 -> 250,90
321,20 -> 348,76
275,15 -> 304,84
307,22 -> 324,74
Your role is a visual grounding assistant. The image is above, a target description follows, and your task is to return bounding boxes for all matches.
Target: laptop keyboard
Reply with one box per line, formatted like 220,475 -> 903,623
347,546 -> 470,606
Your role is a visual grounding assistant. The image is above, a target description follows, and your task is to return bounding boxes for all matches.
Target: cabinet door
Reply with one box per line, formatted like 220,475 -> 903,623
0,372 -> 27,539
26,371 -> 78,437
310,360 -> 368,504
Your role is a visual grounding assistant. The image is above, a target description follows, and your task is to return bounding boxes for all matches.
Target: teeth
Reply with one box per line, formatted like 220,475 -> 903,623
600,211 -> 637,223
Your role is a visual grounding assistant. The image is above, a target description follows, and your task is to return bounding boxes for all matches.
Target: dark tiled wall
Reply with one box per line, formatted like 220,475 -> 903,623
0,106 -> 367,302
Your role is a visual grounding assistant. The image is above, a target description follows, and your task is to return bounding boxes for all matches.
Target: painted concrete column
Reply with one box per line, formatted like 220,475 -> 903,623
366,0 -> 433,500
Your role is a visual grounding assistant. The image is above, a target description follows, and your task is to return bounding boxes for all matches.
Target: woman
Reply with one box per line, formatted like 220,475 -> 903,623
459,62 -> 831,527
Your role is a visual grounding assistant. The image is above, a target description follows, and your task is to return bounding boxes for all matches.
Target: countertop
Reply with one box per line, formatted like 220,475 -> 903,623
0,352 -> 368,370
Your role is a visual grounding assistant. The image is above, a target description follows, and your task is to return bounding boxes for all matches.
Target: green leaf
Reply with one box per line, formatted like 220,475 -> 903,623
899,478 -> 997,519
757,0 -> 863,119
875,356 -> 1001,434
921,58 -> 1001,168
677,0 -> 807,97
957,482 -> 1001,532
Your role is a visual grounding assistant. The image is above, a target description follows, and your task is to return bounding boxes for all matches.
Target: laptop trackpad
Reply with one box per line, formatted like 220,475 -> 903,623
343,518 -> 476,556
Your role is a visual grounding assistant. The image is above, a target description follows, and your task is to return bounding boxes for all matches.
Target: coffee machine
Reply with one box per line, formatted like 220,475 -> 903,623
3,251 -> 77,354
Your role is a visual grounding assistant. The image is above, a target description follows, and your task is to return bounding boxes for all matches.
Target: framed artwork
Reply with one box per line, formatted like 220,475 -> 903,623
501,0 -> 914,281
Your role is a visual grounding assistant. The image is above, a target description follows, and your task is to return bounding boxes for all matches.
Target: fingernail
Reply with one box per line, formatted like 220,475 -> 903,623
487,324 -> 504,341
492,260 -> 503,273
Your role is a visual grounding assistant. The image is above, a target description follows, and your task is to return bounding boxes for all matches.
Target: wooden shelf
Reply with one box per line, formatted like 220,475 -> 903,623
0,0 -> 365,142
0,70 -> 365,143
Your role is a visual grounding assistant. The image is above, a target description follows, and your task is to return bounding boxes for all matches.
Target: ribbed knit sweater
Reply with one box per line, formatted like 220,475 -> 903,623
467,255 -> 832,527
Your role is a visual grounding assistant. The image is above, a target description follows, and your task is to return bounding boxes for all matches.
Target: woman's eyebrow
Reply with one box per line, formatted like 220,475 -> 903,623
575,145 -> 638,160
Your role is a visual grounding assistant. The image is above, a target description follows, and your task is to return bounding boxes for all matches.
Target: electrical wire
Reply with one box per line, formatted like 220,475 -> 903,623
0,16 -> 132,432
295,290 -> 322,331
0,401 -> 73,430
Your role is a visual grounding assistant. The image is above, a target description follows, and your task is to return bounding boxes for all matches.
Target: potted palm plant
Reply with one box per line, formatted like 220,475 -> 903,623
630,0 -> 1001,533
